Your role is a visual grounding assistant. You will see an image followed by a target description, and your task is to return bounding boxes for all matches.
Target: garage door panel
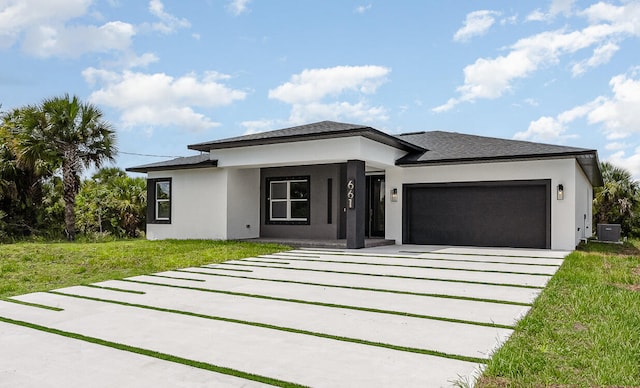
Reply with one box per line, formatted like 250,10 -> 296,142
404,181 -> 550,249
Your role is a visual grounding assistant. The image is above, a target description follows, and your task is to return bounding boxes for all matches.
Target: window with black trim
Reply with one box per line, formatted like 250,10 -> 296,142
266,177 -> 310,224
147,178 -> 171,224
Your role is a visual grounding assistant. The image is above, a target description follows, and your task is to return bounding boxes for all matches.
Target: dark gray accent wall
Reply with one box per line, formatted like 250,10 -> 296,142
346,160 -> 366,249
261,164 -> 343,239
338,164 -> 347,239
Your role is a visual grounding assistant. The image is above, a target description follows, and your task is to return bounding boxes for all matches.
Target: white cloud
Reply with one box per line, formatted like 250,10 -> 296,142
355,4 -> 372,14
500,15 -> 518,25
146,0 -> 190,34
526,10 -> 546,22
0,0 -> 138,57
514,116 -> 576,142
432,98 -> 459,113
22,21 -> 135,58
549,0 -> 575,17
587,70 -> 640,139
527,0 -> 575,21
514,99 -> 601,142
605,142 -> 627,151
608,147 -> 640,179
240,119 -> 282,135
83,68 -> 247,132
0,0 -> 89,46
268,65 -> 390,124
288,101 -> 388,125
227,0 -> 251,16
0,0 -> 192,58
435,1 -> 640,112
115,52 -> 159,69
572,42 -> 619,76
515,68 -> 640,149
269,65 -> 390,104
453,10 -> 500,42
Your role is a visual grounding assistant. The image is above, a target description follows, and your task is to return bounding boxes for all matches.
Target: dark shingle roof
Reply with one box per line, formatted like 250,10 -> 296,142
128,121 -> 602,186
188,120 -> 423,153
397,131 -> 592,163
396,131 -> 602,186
126,154 -> 216,173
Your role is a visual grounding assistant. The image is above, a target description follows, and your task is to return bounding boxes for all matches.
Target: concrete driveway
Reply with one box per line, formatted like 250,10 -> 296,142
0,245 -> 568,387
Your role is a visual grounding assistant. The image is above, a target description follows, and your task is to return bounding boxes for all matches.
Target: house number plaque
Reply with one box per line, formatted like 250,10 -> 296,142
347,179 -> 355,209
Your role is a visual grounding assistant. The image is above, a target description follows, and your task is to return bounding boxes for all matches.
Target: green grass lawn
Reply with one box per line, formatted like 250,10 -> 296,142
0,239 -> 289,298
478,239 -> 640,387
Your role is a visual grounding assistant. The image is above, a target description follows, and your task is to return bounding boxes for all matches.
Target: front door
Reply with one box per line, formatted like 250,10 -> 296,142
366,175 -> 385,237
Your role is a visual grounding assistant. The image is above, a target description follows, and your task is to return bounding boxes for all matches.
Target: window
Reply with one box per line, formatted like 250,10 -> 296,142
147,178 -> 171,224
156,181 -> 171,220
267,177 -> 310,224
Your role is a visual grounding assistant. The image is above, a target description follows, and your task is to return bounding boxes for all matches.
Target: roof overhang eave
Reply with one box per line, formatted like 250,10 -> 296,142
188,128 -> 425,153
126,160 -> 218,174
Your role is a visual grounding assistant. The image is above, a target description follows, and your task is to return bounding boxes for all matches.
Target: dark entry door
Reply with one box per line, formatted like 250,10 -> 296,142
403,180 -> 550,248
366,176 -> 385,237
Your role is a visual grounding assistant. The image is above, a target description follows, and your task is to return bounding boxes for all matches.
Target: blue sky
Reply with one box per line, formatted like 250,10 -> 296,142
2,0 -> 640,179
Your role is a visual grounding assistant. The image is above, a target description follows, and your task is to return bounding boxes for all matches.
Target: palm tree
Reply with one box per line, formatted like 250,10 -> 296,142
593,161 -> 639,236
1,110 -> 57,236
15,95 -> 117,240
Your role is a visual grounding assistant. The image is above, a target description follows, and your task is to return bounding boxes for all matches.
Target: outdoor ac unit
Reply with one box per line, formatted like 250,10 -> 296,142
597,224 -> 621,242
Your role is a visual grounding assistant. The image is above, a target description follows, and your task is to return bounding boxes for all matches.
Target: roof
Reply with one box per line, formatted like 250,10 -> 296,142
396,131 -> 602,186
126,154 -> 217,173
128,120 -> 603,186
187,120 -> 424,153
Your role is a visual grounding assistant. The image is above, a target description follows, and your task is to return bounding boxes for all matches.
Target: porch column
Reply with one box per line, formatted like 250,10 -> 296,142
346,160 -> 366,249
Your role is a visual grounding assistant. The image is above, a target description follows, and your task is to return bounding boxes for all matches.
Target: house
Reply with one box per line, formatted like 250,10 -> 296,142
127,121 -> 602,250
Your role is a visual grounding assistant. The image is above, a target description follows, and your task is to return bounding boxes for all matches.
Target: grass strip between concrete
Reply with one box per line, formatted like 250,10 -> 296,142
121,278 -> 515,329
202,266 -> 254,273
0,315 -> 306,388
254,256 -> 555,276
2,297 -> 64,311
176,268 -> 532,306
147,274 -> 206,282
241,259 -> 292,265
397,250 -> 563,260
49,290 -> 490,364
84,284 -> 145,294
296,249 -> 562,261
276,251 -> 561,267
214,262 -> 545,289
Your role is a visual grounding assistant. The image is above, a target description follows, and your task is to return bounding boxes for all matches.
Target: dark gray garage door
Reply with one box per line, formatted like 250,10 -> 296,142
403,180 -> 550,249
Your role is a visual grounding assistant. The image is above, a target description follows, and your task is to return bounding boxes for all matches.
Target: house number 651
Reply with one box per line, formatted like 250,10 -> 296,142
347,179 -> 355,209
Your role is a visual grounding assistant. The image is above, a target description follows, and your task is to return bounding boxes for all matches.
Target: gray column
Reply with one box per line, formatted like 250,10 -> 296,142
346,160 -> 365,249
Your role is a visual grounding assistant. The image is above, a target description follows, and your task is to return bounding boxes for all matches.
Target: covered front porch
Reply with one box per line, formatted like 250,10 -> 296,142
258,160 -> 390,249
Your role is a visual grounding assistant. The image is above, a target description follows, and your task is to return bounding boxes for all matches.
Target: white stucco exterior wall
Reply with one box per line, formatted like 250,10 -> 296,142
385,158 -> 581,251
226,168 -> 260,239
146,168 -> 228,240
574,161 -> 594,242
212,137 -> 404,169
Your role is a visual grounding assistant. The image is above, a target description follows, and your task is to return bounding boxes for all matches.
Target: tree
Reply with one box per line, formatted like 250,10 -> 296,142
593,161 -> 639,236
76,168 -> 146,238
13,95 -> 117,240
0,112 -> 58,238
